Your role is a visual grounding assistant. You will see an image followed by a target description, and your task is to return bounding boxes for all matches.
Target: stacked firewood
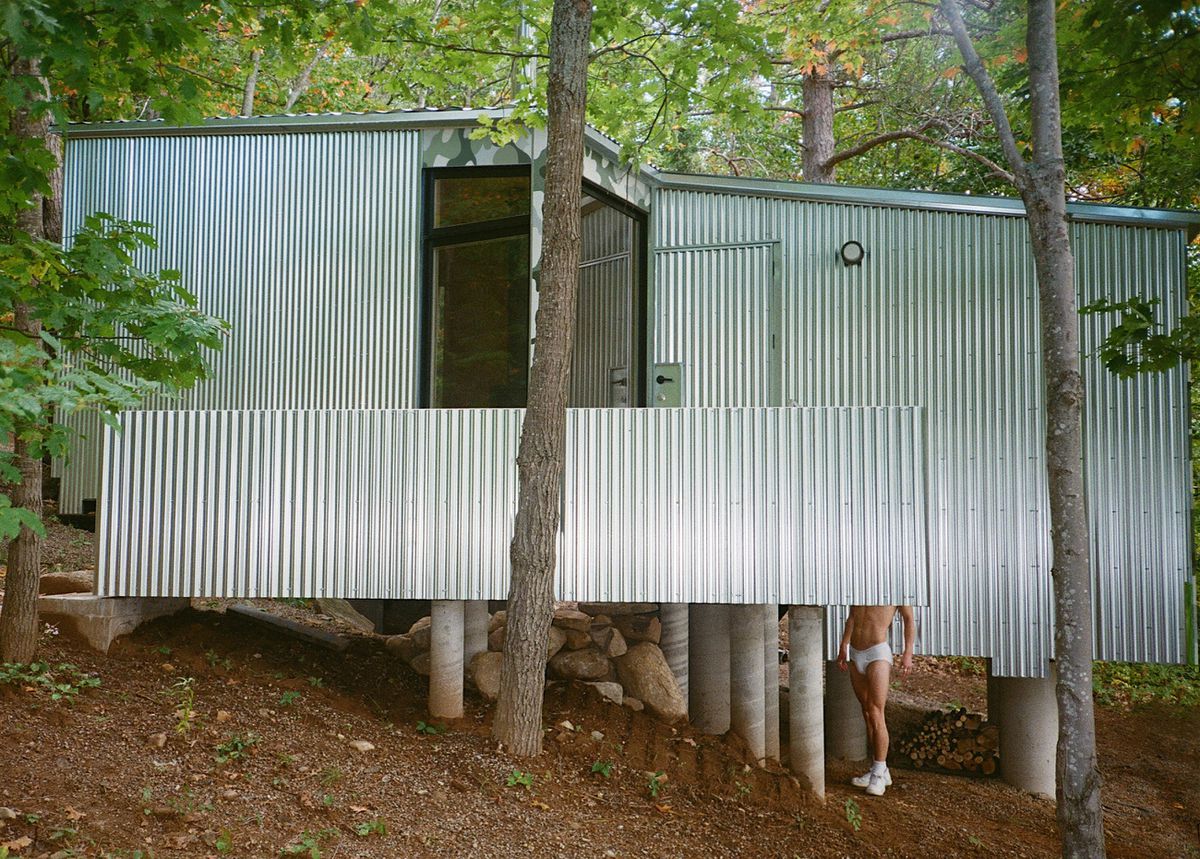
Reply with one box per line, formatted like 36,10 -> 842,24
896,708 -> 999,775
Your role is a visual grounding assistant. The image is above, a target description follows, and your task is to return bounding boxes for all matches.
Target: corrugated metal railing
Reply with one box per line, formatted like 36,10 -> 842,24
97,406 -> 927,604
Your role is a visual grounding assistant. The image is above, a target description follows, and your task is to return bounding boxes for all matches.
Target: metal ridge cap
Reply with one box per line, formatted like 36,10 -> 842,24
652,171 -> 1200,234
60,106 -> 512,138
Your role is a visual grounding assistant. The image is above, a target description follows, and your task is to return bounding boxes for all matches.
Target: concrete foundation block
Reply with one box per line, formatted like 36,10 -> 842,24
730,605 -> 766,763
689,604 -> 730,735
429,599 -> 465,720
824,660 -> 869,761
38,594 -> 189,653
788,606 -> 825,798
659,603 -> 689,710
990,663 -> 1057,799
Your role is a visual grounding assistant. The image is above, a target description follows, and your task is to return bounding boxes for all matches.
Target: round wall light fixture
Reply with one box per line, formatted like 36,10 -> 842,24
840,240 -> 865,267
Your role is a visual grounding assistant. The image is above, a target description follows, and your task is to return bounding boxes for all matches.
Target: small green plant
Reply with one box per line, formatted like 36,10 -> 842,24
0,661 -> 101,703
205,649 -> 233,671
215,829 -> 234,854
281,828 -> 337,858
844,797 -> 862,832
734,780 -> 752,799
967,834 -> 985,849
321,793 -> 335,808
308,676 -> 324,688
1093,661 -> 1200,708
168,677 -> 197,734
279,598 -> 311,609
279,690 -> 302,708
319,766 -> 344,787
353,819 -> 387,837
416,720 -> 444,735
216,732 -> 259,763
155,645 -> 173,656
646,770 -> 666,798
590,760 -> 613,778
506,769 -> 534,789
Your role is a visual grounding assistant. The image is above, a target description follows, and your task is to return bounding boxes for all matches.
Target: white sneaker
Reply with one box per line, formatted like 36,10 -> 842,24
865,773 -> 888,796
851,769 -> 892,789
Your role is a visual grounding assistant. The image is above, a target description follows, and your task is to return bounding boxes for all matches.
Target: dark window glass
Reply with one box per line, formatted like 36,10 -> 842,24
433,175 -> 531,229
431,234 -> 530,407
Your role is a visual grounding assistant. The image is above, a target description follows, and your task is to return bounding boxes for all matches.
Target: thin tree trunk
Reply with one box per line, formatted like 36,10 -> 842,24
492,0 -> 592,758
283,45 -> 327,112
0,57 -> 49,665
801,69 -> 835,184
939,1 -> 1105,854
242,49 -> 262,116
1024,2 -> 1104,852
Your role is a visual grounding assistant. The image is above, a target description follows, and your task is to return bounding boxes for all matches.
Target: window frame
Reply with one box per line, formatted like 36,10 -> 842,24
420,165 -> 533,408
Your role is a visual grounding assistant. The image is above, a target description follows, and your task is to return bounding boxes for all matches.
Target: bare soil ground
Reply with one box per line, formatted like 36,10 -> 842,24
0,522 -> 1197,858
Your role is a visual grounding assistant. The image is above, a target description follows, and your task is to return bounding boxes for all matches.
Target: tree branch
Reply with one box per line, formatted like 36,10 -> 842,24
937,0 -> 1028,189
282,44 -> 327,112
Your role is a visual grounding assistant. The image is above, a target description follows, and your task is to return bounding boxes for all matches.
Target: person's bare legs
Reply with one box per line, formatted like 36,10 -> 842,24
850,658 -> 892,793
848,661 -> 876,754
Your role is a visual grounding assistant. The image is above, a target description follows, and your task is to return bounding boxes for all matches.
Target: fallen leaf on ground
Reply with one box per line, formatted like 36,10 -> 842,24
2,835 -> 34,851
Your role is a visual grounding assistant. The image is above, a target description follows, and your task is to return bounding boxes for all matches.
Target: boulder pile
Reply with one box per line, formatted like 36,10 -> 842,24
386,602 -> 686,724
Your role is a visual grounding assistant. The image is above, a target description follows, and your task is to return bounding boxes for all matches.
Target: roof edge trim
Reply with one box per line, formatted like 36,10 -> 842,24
654,172 -> 1200,236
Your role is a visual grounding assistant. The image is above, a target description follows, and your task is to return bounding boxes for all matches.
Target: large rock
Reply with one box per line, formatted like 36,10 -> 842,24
487,624 -> 566,659
488,626 -> 506,651
584,681 -> 624,706
315,598 -> 376,633
409,616 -> 432,651
409,651 -> 431,676
552,608 -> 592,632
470,651 -> 503,702
488,611 -> 507,633
563,628 -> 592,650
590,625 -> 628,658
614,614 -> 661,644
384,632 -> 421,664
546,626 -> 568,659
548,647 -> 612,682
614,642 -> 686,723
579,602 -> 657,617
39,570 -> 95,596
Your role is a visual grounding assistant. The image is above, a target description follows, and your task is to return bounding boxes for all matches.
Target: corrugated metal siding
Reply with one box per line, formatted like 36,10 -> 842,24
654,242 -> 780,407
58,130 -> 423,512
97,407 -> 927,604
1077,223 -> 1191,665
570,206 -> 633,407
653,189 -> 1190,676
559,406 -> 926,605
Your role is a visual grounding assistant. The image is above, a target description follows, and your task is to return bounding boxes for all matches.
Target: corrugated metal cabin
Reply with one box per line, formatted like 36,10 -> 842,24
57,108 -> 1198,681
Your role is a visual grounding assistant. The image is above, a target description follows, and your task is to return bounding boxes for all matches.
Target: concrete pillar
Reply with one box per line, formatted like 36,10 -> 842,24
763,605 -> 780,762
824,660 -> 868,761
730,604 -> 766,763
990,663 -> 1057,799
463,600 -> 489,675
660,603 -> 689,711
429,600 -> 465,719
689,604 -> 730,734
788,606 -> 825,798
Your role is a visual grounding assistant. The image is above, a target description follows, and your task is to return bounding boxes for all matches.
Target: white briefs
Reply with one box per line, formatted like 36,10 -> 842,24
848,641 -> 893,674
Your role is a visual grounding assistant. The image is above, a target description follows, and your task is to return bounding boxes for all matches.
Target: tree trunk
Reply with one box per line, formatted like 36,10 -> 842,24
0,57 -> 50,665
242,49 -> 263,117
939,1 -> 1106,854
491,0 -> 592,758
1023,2 -> 1105,853
801,69 -> 836,184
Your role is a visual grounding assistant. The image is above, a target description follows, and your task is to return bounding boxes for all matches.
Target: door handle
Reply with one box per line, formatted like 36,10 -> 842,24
656,375 -> 674,385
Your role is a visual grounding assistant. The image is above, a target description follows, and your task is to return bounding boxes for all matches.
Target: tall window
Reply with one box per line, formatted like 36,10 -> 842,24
425,169 -> 531,408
